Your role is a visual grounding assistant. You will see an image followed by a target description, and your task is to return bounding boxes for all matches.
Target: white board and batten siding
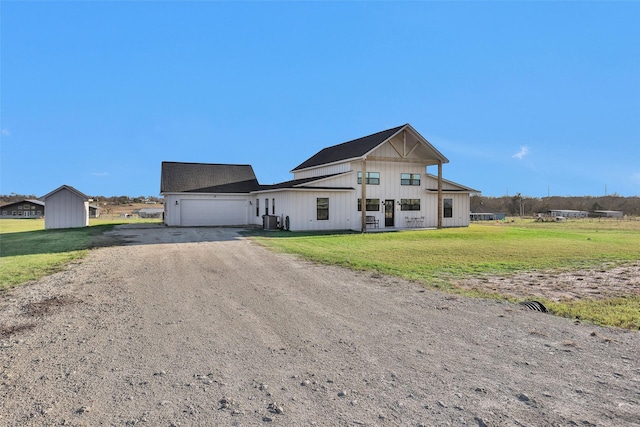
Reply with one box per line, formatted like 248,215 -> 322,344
252,163 -> 472,231
441,193 -> 470,227
349,160 -> 434,229
44,188 -> 89,229
164,194 -> 252,227
261,189 -> 353,232
281,162 -> 472,230
293,163 -> 351,180
424,175 -> 472,228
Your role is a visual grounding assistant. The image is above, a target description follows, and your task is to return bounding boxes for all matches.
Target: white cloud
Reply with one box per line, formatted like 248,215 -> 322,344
512,146 -> 530,159
1,129 -> 10,136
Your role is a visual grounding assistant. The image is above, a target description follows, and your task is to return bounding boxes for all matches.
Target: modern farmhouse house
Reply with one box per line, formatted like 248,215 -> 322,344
161,124 -> 478,231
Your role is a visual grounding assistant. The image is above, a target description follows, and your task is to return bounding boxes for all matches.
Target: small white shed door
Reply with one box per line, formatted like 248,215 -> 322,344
180,199 -> 247,226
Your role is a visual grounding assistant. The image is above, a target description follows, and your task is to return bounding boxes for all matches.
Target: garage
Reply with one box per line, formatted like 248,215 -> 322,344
180,199 -> 248,226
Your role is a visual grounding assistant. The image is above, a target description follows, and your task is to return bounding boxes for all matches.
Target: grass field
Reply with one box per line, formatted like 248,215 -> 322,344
253,219 -> 640,279
252,219 -> 640,329
0,218 -> 160,290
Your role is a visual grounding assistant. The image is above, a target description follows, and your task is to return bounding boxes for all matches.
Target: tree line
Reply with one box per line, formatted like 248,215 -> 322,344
0,194 -> 164,205
471,194 -> 640,217
2,193 -> 638,216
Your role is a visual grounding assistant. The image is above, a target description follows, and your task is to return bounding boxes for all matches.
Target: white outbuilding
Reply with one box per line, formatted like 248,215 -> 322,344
42,185 -> 91,229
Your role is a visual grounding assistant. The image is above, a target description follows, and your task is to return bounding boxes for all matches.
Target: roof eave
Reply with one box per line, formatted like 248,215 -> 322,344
291,156 -> 363,174
42,185 -> 90,201
404,124 -> 450,164
252,187 -> 354,194
359,124 -> 408,159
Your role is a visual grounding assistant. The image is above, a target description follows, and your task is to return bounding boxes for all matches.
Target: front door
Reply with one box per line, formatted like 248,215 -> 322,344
385,199 -> 394,227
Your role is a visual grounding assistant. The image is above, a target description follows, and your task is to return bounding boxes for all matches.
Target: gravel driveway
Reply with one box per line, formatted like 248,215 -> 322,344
1,224 -> 639,426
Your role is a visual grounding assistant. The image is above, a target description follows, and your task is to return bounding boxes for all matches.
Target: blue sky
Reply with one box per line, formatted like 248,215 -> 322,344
2,1 -> 639,198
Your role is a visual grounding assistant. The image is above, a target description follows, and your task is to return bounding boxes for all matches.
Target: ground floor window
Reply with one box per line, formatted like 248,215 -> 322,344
400,199 -> 421,211
357,198 -> 381,211
317,198 -> 329,220
256,198 -> 260,217
444,198 -> 453,218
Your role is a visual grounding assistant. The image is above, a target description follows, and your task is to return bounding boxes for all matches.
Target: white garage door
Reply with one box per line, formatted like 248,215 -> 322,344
180,199 -> 247,226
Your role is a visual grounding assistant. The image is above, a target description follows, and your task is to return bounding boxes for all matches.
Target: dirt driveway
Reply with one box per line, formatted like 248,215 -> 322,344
1,224 -> 639,426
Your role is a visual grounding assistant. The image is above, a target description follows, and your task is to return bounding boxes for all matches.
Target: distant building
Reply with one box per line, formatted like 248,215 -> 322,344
470,212 -> 505,221
0,199 -> 45,218
591,210 -> 623,218
138,208 -> 164,219
548,209 -> 589,218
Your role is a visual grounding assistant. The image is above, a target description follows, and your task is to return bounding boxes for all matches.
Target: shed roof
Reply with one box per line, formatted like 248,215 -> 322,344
424,174 -> 480,193
161,162 -> 260,193
292,123 -> 449,172
42,185 -> 90,201
253,173 -> 354,193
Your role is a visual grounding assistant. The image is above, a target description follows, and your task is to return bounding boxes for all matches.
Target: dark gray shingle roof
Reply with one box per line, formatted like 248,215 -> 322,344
161,162 -> 260,193
0,199 -> 46,208
292,125 -> 406,171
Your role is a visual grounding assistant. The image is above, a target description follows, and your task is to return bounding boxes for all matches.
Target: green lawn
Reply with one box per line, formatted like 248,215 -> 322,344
253,221 -> 640,280
0,218 -> 159,290
252,219 -> 640,329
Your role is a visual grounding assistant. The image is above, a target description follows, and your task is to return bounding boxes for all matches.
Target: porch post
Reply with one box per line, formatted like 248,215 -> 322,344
361,158 -> 367,233
437,160 -> 443,229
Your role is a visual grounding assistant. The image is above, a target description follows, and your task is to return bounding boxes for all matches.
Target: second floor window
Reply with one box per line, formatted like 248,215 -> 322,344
401,173 -> 421,186
357,171 -> 380,185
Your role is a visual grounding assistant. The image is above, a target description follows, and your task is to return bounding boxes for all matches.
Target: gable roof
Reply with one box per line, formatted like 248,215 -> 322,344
161,162 -> 260,193
291,123 -> 449,172
292,125 -> 404,171
42,185 -> 90,201
0,199 -> 46,208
